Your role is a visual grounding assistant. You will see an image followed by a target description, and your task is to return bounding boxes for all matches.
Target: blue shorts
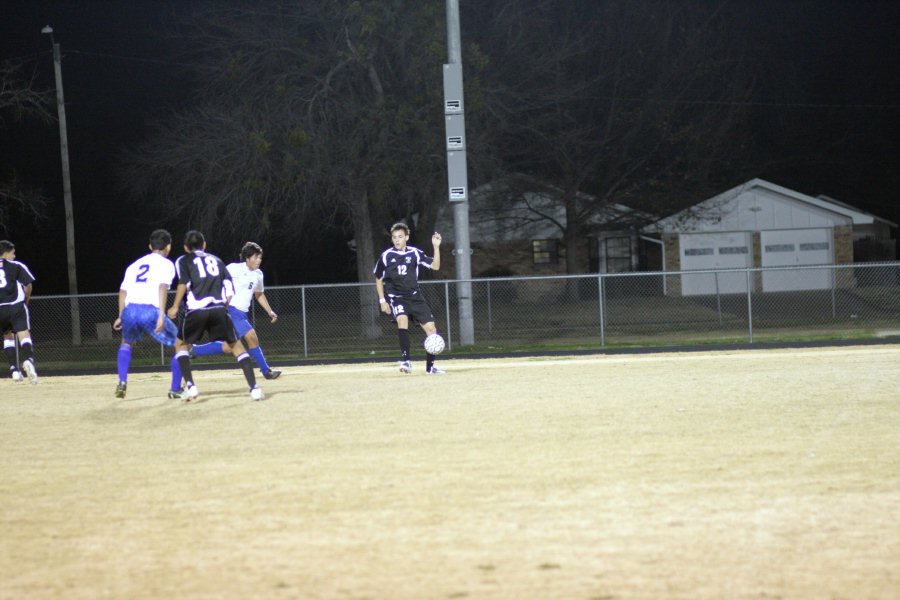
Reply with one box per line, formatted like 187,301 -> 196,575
227,305 -> 254,338
121,303 -> 178,346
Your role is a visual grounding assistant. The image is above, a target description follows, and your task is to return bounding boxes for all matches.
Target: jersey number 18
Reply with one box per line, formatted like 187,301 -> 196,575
193,256 -> 220,277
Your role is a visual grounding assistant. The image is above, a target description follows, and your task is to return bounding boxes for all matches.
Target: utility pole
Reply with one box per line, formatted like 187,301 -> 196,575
42,25 -> 81,345
444,0 -> 474,345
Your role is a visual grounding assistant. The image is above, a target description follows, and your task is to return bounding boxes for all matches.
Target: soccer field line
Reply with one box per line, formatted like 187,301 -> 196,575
88,344 -> 900,385
219,344 -> 900,377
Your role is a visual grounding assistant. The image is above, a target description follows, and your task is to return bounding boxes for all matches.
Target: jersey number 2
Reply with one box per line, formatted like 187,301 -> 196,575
135,264 -> 150,282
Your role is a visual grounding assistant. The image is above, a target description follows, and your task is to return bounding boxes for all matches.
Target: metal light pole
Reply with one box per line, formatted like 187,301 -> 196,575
42,25 -> 81,345
444,0 -> 474,345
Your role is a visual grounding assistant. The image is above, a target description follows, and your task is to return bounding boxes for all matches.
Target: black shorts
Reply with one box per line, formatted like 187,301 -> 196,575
0,303 -> 31,334
388,293 -> 435,326
179,306 -> 237,345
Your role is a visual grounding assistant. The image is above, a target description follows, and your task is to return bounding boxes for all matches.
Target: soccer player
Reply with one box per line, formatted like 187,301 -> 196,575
373,222 -> 445,375
189,242 -> 282,379
112,229 -> 181,398
166,230 -> 264,401
3,330 -> 22,381
0,240 -> 38,384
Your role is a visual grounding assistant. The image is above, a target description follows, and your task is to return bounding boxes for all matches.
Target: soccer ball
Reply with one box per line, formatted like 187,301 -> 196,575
423,333 -> 445,355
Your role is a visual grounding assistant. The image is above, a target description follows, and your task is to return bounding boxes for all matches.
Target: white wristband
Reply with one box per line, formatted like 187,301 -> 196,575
379,298 -> 387,304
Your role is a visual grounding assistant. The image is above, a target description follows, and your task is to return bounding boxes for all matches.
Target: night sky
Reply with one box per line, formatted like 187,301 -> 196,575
2,0 -> 900,294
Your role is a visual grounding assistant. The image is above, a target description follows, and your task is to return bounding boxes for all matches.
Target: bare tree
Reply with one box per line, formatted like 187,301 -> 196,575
120,1 -> 456,334
0,60 -> 52,232
121,1 -> 448,272
467,0 -> 759,278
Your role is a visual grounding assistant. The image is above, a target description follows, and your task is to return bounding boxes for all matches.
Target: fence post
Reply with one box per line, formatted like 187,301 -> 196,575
444,281 -> 452,351
486,279 -> 492,334
301,286 -> 308,358
746,269 -> 754,343
598,274 -> 606,346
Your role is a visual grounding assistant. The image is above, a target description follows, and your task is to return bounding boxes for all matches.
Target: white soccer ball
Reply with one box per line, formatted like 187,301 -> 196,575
423,333 -> 445,355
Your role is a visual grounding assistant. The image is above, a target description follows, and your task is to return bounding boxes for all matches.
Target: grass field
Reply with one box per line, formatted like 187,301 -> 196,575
2,346 -> 899,599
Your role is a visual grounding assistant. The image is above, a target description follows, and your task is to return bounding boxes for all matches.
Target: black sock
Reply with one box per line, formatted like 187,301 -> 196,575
177,353 -> 194,386
238,355 -> 257,388
426,353 -> 435,371
4,345 -> 17,371
397,329 -> 410,361
19,341 -> 34,365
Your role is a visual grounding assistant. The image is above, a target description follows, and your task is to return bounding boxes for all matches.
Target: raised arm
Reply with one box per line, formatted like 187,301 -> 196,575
430,232 -> 442,271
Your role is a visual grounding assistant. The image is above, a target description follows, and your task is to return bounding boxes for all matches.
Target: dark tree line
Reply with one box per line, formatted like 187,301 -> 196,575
119,0 -> 818,283
0,60 -> 52,233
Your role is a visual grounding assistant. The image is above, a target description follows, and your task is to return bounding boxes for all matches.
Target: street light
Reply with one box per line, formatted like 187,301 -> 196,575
43,25 -> 81,345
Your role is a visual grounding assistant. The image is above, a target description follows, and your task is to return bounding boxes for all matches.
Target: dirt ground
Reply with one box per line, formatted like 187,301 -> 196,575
1,346 -> 898,599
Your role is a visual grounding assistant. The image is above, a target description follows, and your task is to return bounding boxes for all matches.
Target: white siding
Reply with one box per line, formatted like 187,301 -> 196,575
680,232 -> 752,295
761,228 -> 833,292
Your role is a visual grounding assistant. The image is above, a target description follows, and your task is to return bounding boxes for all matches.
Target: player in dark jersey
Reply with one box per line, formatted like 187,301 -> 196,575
166,230 -> 264,401
373,222 -> 445,375
0,240 -> 38,383
2,330 -> 21,381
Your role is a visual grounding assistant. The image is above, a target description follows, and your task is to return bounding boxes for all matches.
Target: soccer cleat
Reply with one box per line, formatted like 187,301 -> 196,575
22,359 -> 38,385
115,381 -> 127,398
180,384 -> 199,401
11,369 -> 23,382
399,360 -> 412,374
262,369 -> 282,380
425,366 -> 446,375
167,388 -> 184,399
250,386 -> 264,401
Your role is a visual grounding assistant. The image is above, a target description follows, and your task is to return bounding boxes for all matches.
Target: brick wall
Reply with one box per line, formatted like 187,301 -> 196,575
439,240 -> 589,278
662,233 -> 681,296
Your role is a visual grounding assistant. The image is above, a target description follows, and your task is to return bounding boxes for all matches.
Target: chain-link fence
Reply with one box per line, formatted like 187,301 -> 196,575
16,262 -> 900,370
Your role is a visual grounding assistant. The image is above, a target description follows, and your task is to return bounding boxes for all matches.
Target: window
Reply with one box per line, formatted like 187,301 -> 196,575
765,244 -> 795,253
532,239 -> 562,265
800,242 -> 829,251
605,236 -> 632,273
684,248 -> 714,256
719,246 -> 748,255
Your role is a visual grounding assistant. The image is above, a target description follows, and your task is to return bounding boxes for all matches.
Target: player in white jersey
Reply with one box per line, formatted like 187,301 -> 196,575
190,242 -> 281,379
112,229 -> 180,398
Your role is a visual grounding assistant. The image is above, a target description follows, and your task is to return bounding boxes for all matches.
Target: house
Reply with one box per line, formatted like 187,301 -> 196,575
643,178 -> 896,296
433,177 -> 647,277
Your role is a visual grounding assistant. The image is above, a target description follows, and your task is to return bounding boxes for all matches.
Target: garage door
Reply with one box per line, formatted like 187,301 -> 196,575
680,232 -> 752,296
761,228 -> 833,292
